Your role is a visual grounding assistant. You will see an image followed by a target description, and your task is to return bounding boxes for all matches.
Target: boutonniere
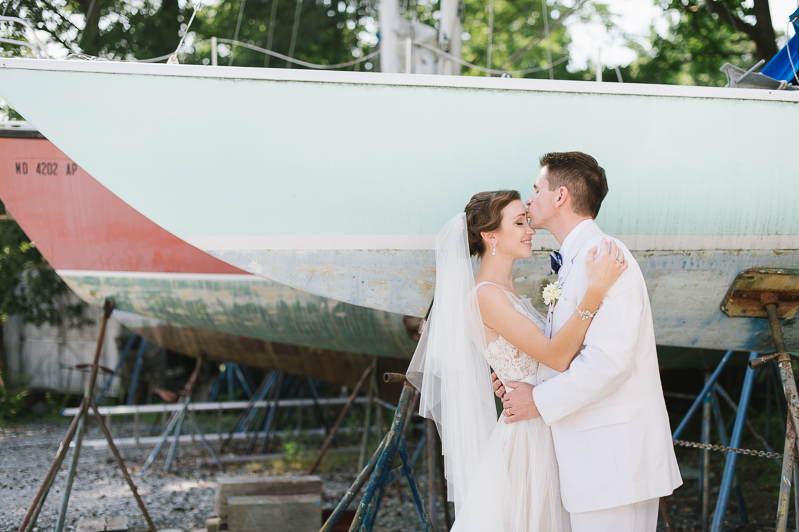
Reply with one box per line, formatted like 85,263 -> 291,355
542,281 -> 562,321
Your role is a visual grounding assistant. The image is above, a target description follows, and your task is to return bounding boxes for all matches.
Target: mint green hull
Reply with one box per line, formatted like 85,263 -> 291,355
2,59 -> 798,351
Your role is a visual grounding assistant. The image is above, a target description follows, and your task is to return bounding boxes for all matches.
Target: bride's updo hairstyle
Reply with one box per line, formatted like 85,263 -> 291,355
464,190 -> 521,257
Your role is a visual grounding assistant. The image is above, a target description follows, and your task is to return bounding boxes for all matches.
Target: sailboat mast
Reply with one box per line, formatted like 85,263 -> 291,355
438,0 -> 462,75
378,0 -> 401,72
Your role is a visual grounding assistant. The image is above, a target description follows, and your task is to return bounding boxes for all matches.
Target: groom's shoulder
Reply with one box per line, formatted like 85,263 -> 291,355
580,226 -> 632,254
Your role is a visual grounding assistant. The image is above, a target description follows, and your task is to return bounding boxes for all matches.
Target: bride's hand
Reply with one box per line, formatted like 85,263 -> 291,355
585,238 -> 628,297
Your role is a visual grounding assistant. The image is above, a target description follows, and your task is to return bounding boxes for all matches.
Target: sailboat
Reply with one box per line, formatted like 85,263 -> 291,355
1,58 -> 797,352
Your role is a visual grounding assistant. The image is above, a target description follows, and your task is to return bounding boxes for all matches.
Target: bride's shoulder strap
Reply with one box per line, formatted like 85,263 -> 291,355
474,281 -> 503,291
473,281 -> 518,302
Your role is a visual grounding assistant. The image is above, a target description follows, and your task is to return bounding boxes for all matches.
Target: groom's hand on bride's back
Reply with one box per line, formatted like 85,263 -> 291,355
501,382 -> 540,423
491,372 -> 505,399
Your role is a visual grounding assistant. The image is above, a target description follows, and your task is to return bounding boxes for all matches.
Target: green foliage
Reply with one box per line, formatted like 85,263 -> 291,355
0,372 -> 28,423
0,203 -> 92,329
627,0 -> 778,86
187,0 -> 363,68
462,0 -> 577,78
282,431 -> 311,465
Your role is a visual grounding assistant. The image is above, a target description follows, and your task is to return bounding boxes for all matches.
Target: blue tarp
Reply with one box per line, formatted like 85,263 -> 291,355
761,7 -> 799,83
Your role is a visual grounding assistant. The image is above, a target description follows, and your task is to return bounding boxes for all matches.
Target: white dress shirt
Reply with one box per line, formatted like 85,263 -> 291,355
557,218 -> 593,268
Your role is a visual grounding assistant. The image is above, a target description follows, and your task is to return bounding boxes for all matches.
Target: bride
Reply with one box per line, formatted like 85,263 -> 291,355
407,190 -> 626,532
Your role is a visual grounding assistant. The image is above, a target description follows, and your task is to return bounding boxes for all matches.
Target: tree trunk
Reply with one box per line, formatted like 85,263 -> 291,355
705,0 -> 778,62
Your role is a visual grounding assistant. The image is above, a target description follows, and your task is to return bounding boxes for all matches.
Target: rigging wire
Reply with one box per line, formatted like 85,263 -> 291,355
265,0 -> 279,67
230,0 -> 248,66
141,37 -> 380,68
413,40 -> 569,75
486,0 -> 494,77
286,0 -> 303,68
500,0 -> 587,70
138,37 -> 566,76
788,19 -> 799,86
541,0 -> 553,79
170,0 -> 203,63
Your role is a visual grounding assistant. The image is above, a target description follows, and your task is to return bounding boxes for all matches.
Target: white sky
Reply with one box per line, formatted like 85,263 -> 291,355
566,0 -> 799,70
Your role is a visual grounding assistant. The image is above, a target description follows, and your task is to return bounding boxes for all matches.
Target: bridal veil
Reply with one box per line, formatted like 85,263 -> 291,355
406,212 -> 498,515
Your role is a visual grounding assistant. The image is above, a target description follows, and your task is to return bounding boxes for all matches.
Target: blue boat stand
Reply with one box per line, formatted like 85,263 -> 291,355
139,356 -> 223,474
320,375 -> 433,532
672,291 -> 799,532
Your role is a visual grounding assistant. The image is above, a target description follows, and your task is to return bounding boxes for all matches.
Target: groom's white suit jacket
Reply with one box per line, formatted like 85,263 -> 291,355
535,220 -> 682,514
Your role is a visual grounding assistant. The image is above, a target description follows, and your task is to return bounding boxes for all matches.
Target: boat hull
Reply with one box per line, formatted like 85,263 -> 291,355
113,311 -> 408,387
0,134 -> 417,360
1,60 -> 798,352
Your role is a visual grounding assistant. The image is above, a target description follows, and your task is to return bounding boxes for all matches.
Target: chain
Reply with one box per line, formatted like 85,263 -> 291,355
673,439 -> 785,460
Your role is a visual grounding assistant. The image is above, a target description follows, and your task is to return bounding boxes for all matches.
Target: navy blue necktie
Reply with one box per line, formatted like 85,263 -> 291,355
550,250 -> 563,275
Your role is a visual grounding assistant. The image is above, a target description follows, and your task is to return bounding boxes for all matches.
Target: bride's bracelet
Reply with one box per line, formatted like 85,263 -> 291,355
576,306 -> 600,320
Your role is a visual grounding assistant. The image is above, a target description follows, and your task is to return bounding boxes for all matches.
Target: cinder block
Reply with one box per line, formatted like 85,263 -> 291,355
228,494 -> 321,532
214,475 -> 322,519
76,517 -> 128,532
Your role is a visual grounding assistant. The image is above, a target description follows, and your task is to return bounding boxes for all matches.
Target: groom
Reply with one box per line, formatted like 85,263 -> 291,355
494,152 -> 682,531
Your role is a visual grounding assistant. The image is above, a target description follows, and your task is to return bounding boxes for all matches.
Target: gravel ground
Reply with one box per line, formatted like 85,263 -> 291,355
0,421 -> 439,532
2,420 -> 789,532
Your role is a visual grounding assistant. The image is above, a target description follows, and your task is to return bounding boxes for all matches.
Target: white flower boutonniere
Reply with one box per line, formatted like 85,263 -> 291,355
542,281 -> 562,306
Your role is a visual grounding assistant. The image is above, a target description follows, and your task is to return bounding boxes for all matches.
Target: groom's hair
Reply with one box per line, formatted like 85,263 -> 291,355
540,152 -> 608,218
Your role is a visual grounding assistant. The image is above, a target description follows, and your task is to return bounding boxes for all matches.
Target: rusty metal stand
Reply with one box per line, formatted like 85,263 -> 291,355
720,270 -> 799,532
17,300 -> 157,532
309,364 -> 373,474
320,373 -> 433,532
753,293 -> 799,532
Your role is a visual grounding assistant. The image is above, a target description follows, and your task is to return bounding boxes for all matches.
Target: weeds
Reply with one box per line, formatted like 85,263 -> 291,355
0,372 -> 28,423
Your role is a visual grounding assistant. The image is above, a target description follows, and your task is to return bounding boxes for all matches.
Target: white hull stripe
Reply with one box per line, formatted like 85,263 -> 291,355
183,234 -> 799,252
2,58 -> 798,103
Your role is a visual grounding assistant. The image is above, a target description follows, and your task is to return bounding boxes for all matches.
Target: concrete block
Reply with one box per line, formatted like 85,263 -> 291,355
215,475 -> 321,519
228,494 -> 321,532
76,517 -> 128,532
206,517 -> 224,532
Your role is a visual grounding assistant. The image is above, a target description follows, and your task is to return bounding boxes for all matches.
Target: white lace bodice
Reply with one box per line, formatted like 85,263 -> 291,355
478,283 -> 545,383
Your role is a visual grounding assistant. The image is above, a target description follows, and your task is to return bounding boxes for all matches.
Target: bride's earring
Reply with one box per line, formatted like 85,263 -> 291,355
492,243 -> 496,255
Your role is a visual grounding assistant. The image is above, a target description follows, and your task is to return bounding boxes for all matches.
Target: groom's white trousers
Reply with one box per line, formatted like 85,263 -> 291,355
569,498 -> 660,532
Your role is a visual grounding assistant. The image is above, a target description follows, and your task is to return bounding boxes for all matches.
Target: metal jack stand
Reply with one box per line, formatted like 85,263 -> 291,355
140,356 -> 223,474
320,373 -> 433,532
671,350 -> 758,532
721,268 -> 799,532
17,300 -> 157,532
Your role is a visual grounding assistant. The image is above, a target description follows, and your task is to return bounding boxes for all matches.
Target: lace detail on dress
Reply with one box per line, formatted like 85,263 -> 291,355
484,296 -> 542,383
485,335 -> 539,383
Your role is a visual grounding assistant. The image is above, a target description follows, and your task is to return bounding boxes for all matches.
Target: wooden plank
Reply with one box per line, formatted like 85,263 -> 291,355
215,476 -> 322,519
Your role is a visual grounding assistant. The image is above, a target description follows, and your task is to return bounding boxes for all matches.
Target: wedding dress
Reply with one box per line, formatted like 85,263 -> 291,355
451,282 -> 570,532
407,213 -> 570,532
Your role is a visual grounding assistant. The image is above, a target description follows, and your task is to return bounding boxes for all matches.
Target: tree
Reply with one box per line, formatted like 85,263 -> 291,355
0,0 -> 370,66
627,0 -> 779,86
0,203 -> 93,376
184,0 -> 363,69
